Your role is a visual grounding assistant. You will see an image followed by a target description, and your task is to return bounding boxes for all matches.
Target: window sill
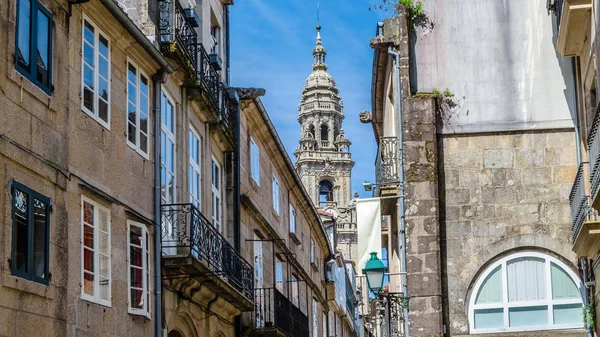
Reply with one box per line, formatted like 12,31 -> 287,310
290,232 -> 301,245
250,178 -> 260,191
81,294 -> 112,308
126,141 -> 150,161
311,262 -> 318,272
1,270 -> 53,299
128,309 -> 151,320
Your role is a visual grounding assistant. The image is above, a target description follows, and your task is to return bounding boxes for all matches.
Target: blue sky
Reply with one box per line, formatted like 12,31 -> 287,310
230,0 -> 387,198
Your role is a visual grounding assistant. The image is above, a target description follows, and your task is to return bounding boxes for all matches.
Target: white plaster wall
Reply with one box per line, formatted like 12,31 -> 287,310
414,0 -> 576,134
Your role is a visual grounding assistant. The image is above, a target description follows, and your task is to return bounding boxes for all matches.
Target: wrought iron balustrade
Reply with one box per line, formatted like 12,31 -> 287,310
569,164 -> 591,242
253,288 -> 309,337
346,275 -> 355,316
197,44 -> 221,109
161,203 -> 253,300
375,137 -> 399,195
159,0 -> 198,72
219,82 -> 238,145
589,104 -> 600,198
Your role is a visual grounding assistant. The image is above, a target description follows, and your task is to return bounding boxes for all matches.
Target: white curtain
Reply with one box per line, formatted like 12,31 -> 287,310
357,198 -> 382,274
507,257 -> 546,302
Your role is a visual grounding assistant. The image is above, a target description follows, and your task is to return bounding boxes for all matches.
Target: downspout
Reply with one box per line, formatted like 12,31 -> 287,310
153,68 -> 168,337
387,46 -> 409,337
225,5 -> 231,86
581,258 -> 594,337
572,58 -> 582,166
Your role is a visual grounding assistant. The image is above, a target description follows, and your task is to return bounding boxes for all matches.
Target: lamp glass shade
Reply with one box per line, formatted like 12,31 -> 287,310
362,252 -> 386,296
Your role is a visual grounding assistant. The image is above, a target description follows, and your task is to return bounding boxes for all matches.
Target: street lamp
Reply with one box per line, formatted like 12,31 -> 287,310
362,252 -> 386,297
362,252 -> 408,336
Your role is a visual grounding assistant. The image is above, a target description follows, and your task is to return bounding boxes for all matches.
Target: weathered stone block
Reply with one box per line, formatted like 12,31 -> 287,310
483,149 -> 514,168
522,167 -> 552,185
515,148 -> 545,168
496,133 -> 526,148
516,186 -> 559,204
481,187 -> 516,204
459,170 -> 489,188
445,189 -> 470,205
446,221 -> 472,238
496,204 -> 539,224
553,166 -> 578,184
444,149 -> 480,168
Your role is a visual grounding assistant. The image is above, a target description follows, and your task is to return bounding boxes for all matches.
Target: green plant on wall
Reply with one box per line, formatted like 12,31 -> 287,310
583,300 -> 596,330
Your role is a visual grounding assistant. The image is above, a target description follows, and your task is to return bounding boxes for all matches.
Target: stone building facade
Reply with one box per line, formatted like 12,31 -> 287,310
0,0 -> 254,336
365,1 -> 584,336
551,0 -> 600,336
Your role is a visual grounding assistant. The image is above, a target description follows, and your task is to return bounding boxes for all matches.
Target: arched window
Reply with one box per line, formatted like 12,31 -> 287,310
320,125 -> 329,141
308,125 -> 315,138
168,331 -> 184,337
469,252 -> 583,333
319,180 -> 333,203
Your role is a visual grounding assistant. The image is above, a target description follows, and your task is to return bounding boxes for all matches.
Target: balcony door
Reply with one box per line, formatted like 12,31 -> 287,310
254,234 -> 264,327
161,89 -> 177,255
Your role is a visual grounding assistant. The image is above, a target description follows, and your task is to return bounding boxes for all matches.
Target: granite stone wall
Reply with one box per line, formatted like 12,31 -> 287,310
439,130 -> 580,335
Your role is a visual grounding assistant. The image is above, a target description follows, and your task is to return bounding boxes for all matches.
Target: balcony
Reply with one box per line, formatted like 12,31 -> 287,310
250,288 -> 309,337
161,204 -> 253,311
187,45 -> 238,149
569,163 -> 600,258
556,0 -> 592,56
374,137 -> 399,196
319,200 -> 337,209
336,222 -> 357,233
159,0 -> 198,74
345,275 -> 355,317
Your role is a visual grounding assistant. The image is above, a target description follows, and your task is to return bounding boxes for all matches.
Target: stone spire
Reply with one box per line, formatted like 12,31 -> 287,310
313,25 -> 327,71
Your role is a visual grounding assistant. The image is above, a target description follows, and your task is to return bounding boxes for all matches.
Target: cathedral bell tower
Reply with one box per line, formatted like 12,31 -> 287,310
294,26 -> 355,254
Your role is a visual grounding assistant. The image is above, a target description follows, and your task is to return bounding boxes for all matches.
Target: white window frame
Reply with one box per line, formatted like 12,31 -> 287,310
291,274 -> 299,307
127,220 -> 150,317
275,259 -> 284,293
211,157 -> 222,232
210,24 -> 220,55
312,297 -> 318,337
250,137 -> 260,185
125,59 -> 150,158
189,127 -> 202,208
80,195 -> 111,307
289,203 -> 296,234
272,175 -> 280,215
161,88 -> 176,205
469,251 -> 583,334
81,16 -> 111,129
311,239 -> 315,264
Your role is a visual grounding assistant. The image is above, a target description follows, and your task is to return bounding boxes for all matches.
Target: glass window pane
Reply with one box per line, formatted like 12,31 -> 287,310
83,64 -> 94,88
128,63 -> 136,84
553,303 -> 582,325
17,0 -> 31,68
99,254 -> 109,278
98,56 -> 108,79
98,35 -> 109,58
474,308 -> 503,330
128,122 -> 136,144
551,263 -> 580,300
475,265 -> 502,304
130,245 -> 142,268
84,21 -> 94,44
83,88 -> 94,112
131,288 -> 143,309
98,208 -> 109,233
84,271 -> 94,295
83,224 -> 93,248
36,11 -> 50,87
507,257 -> 546,302
99,276 -> 109,300
98,78 -> 109,100
99,100 -> 108,122
33,198 -> 47,279
508,306 -> 548,327
128,82 -> 137,105
13,189 -> 29,273
99,231 -> 108,255
140,134 -> 148,154
131,265 -> 143,288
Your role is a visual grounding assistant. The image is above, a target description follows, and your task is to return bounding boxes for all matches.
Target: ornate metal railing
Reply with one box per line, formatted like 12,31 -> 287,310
346,275 -> 355,317
588,104 -> 600,197
252,287 -> 309,337
569,164 -> 591,242
219,82 -> 237,145
161,203 -> 253,299
159,0 -> 198,72
375,137 -> 399,196
197,44 -> 220,109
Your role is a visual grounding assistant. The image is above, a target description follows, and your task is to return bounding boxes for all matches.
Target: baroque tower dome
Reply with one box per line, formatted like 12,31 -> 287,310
294,25 -> 354,213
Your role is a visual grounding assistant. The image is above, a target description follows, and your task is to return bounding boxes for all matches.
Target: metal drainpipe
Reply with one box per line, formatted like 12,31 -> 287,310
387,46 -> 409,337
153,69 -> 167,337
571,58 -> 582,166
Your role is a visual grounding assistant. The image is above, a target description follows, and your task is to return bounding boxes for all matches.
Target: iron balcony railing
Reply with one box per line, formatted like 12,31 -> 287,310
569,164 -> 590,242
375,137 -> 399,196
161,203 -> 253,300
588,104 -> 600,197
253,288 -> 309,337
159,0 -> 198,72
346,275 -> 355,317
